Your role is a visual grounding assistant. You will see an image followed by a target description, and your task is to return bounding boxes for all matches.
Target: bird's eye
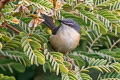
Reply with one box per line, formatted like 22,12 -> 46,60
66,23 -> 73,27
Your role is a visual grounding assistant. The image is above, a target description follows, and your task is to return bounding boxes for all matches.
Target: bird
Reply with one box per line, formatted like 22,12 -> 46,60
42,14 -> 81,55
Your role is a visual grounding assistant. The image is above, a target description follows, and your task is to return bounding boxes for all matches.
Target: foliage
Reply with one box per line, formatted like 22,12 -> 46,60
0,0 -> 120,80
0,74 -> 15,80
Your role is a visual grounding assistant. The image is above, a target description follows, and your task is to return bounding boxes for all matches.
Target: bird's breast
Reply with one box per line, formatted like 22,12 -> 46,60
50,25 -> 80,54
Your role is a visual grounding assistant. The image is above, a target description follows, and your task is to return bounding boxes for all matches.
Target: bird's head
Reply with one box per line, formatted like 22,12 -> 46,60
58,19 -> 81,33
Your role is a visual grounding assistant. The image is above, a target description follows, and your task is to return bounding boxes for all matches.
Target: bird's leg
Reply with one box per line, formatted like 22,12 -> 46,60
65,52 -> 76,70
66,56 -> 76,70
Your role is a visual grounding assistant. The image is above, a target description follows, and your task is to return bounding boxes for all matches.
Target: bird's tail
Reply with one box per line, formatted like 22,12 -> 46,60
42,14 -> 56,31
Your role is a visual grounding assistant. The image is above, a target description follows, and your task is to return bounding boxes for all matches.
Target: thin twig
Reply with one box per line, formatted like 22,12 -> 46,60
2,22 -> 20,34
109,38 -> 120,51
0,54 -> 5,58
0,0 -> 11,11
89,34 -> 102,52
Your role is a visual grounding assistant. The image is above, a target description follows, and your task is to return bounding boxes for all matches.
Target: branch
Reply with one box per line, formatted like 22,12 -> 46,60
0,54 -> 5,58
2,22 -> 20,34
0,0 -> 11,11
89,34 -> 102,50
109,38 -> 120,51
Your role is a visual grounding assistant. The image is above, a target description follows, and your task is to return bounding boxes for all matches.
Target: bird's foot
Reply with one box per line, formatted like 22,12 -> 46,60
66,57 -> 76,70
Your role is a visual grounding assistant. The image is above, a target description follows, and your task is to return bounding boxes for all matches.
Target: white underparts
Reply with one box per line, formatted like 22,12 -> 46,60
50,24 -> 80,53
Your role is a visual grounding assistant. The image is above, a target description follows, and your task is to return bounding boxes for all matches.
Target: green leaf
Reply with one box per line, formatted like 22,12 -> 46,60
80,73 -> 92,80
59,64 -> 69,74
68,71 -> 78,80
0,74 -> 15,80
12,63 -> 25,72
34,50 -> 45,64
30,40 -> 41,49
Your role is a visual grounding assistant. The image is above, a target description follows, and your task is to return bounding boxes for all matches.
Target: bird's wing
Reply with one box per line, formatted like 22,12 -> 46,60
42,14 -> 56,31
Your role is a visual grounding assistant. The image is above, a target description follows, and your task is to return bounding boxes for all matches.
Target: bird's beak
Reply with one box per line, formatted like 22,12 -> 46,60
58,20 -> 64,23
58,20 -> 67,24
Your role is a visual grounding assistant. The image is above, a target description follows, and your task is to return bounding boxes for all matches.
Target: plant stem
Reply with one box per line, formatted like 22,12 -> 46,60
2,22 -> 20,34
0,0 -> 11,11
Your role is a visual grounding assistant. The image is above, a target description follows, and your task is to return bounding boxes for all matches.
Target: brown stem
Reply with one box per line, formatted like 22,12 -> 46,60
2,22 -> 20,34
0,54 -> 5,58
0,0 -> 11,11
0,12 -> 2,16
40,48 -> 44,51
